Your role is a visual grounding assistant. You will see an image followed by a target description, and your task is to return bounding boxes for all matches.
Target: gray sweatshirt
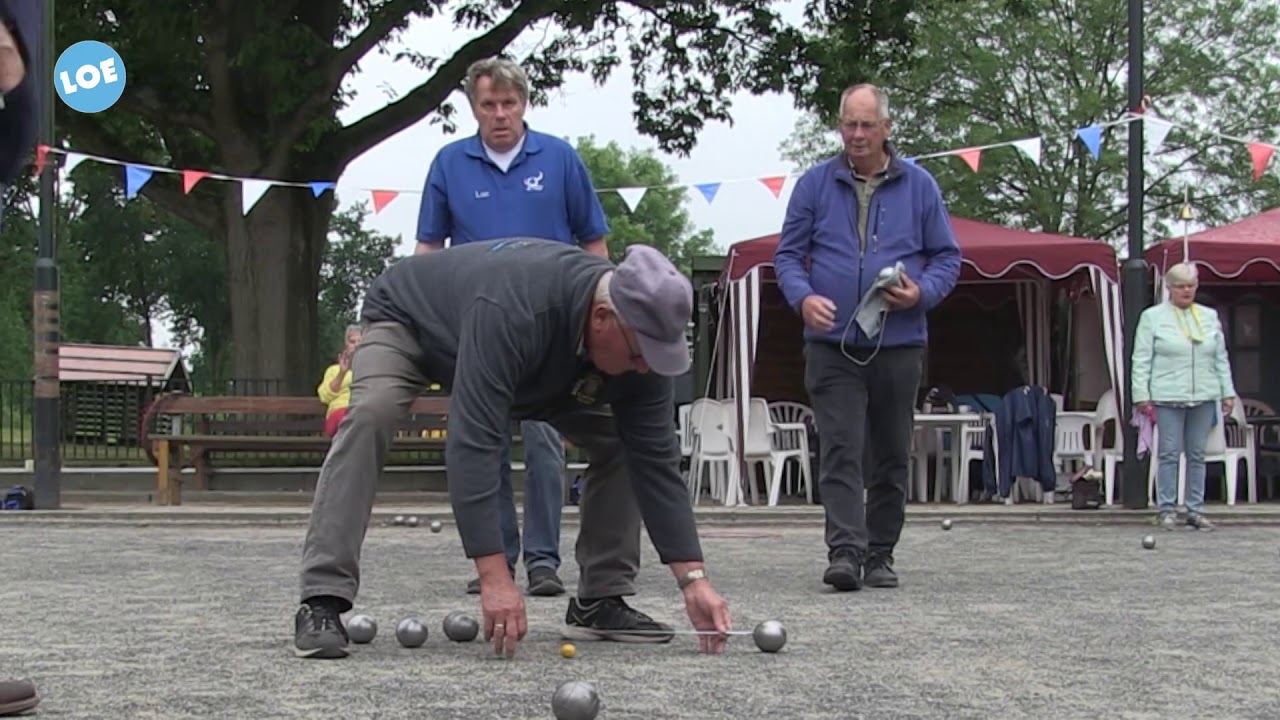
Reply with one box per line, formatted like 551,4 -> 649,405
360,238 -> 703,565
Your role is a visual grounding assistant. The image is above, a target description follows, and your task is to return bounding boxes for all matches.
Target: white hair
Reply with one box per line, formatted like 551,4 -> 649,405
594,271 -> 626,326
1165,262 -> 1198,286
463,57 -> 530,104
839,83 -> 891,121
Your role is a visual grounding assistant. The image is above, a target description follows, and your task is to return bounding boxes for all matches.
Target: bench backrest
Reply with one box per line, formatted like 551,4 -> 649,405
148,393 -> 450,437
151,394 -> 448,416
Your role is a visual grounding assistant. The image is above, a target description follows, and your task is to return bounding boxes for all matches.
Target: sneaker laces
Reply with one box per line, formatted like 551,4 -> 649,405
308,604 -> 341,632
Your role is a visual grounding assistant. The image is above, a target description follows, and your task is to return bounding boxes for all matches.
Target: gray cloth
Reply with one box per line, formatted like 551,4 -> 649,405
355,238 -> 699,564
299,321 -> 644,609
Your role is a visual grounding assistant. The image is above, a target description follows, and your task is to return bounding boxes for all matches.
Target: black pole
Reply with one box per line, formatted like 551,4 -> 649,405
1120,0 -> 1148,509
32,0 -> 60,509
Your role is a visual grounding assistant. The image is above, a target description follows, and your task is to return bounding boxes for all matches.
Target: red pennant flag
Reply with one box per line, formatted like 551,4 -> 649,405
1248,142 -> 1274,181
957,148 -> 982,173
183,170 -> 211,194
32,144 -> 49,176
371,190 -> 399,214
759,175 -> 787,198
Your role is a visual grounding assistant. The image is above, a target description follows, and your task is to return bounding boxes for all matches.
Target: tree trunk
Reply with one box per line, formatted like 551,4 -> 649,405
221,185 -> 333,394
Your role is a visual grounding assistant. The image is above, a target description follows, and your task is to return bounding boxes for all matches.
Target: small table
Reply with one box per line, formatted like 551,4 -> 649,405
914,412 -> 987,501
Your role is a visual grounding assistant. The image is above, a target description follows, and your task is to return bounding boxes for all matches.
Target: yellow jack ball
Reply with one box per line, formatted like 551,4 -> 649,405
560,643 -> 576,659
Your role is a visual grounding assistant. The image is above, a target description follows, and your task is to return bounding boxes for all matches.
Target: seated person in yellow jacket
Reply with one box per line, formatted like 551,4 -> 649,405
319,325 -> 362,437
318,324 -> 444,438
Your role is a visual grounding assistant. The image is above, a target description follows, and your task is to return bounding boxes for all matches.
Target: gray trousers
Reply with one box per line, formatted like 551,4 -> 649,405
804,341 -> 923,561
298,321 -> 642,611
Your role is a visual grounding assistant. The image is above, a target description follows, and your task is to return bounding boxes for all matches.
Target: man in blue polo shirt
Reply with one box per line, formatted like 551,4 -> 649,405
415,57 -> 615,602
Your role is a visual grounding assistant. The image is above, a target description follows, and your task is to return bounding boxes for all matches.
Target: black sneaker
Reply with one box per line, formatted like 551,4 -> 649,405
293,602 -> 349,659
864,554 -> 899,588
561,597 -> 674,643
822,550 -> 862,591
527,567 -> 566,597
466,566 -> 516,595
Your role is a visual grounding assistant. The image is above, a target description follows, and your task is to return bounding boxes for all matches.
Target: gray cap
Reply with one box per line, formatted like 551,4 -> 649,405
609,245 -> 693,376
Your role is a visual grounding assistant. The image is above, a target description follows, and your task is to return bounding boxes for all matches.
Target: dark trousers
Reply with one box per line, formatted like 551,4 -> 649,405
804,341 -> 923,561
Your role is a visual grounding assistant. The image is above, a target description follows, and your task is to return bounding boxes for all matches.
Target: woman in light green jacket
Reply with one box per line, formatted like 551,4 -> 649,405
1131,263 -> 1236,531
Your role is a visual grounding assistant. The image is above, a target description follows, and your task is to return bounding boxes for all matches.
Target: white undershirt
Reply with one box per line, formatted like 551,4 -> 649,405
483,134 -> 526,173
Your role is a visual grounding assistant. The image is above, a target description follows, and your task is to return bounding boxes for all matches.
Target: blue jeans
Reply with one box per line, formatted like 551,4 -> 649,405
496,419 -> 565,574
1154,402 -> 1217,516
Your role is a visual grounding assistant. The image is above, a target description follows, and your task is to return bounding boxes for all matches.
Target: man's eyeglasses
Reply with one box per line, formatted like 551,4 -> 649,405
840,120 -> 883,132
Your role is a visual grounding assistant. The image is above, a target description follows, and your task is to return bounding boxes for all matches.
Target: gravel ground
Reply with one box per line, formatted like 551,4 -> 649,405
1,520 -> 1277,719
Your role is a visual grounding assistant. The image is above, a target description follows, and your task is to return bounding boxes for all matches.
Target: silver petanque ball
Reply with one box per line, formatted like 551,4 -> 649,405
406,516 -> 420,527
941,519 -> 953,531
345,614 -> 377,644
393,515 -> 405,526
442,611 -> 480,642
1142,535 -> 1156,550
752,619 -> 787,653
395,617 -> 429,648
551,680 -> 601,720
430,520 -> 443,533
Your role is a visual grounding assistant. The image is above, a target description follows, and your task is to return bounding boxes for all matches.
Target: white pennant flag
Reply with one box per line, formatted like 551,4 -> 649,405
616,187 -> 647,213
61,152 -> 91,177
241,179 -> 274,216
1012,137 -> 1042,165
1144,115 -> 1173,152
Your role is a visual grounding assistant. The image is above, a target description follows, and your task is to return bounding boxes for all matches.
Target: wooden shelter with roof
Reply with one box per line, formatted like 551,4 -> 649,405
58,344 -> 190,446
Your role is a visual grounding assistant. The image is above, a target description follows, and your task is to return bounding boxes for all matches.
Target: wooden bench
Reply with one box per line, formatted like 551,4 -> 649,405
141,392 -> 450,505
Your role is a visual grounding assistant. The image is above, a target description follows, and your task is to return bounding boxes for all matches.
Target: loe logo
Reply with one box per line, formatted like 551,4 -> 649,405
54,40 -> 127,113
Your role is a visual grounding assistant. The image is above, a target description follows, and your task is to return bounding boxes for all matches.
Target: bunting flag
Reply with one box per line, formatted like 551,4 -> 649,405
371,190 -> 398,214
1145,115 -> 1174,151
27,110 -> 1276,218
1011,137 -> 1042,165
616,187 -> 647,212
240,179 -> 273,216
183,170 -> 210,194
759,176 -> 787,198
957,148 -> 982,173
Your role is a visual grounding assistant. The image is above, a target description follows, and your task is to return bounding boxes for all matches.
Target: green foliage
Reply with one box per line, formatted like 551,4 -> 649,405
780,0 -> 1280,246
573,136 -> 716,275
317,202 -> 403,364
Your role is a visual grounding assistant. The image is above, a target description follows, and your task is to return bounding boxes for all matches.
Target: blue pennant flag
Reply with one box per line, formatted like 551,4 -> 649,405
309,181 -> 335,197
694,182 -> 720,204
1074,125 -> 1102,160
125,165 -> 153,199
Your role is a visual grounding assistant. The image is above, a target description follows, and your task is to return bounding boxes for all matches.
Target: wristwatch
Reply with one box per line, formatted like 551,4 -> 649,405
676,568 -> 706,590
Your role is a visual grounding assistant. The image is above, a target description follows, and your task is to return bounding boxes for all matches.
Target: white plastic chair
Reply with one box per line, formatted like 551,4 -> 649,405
933,417 -> 989,504
1053,414 -> 1094,474
686,398 -> 737,504
743,398 -> 811,505
1146,402 -> 1255,506
1092,389 -> 1124,505
676,403 -> 694,459
767,401 -> 814,501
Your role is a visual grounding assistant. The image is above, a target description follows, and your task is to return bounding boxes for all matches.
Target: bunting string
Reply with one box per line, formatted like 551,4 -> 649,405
30,112 -> 1277,218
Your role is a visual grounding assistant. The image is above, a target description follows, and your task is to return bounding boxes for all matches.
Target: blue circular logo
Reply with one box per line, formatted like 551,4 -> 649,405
54,41 -> 127,113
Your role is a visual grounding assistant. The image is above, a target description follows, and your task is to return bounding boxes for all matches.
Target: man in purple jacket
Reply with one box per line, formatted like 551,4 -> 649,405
0,5 -> 44,714
774,83 -> 961,593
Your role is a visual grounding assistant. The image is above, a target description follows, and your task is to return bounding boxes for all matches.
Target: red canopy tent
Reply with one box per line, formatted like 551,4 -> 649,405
723,216 -> 1120,282
1144,206 -> 1280,282
705,217 -> 1124,505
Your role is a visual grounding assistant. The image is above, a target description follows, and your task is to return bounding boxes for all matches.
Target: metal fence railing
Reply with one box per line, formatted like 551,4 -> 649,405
0,378 -> 586,469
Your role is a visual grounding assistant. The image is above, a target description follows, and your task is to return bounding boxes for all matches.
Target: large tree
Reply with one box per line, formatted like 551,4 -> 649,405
573,136 -> 716,275
779,0 -> 1280,244
53,0 -> 868,392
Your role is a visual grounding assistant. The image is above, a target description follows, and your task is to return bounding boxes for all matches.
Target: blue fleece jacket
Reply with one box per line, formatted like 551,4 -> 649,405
773,148 -> 962,349
0,0 -> 40,185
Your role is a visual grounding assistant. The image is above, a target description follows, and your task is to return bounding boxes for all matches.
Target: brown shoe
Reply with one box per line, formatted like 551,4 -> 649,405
0,678 -> 39,716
